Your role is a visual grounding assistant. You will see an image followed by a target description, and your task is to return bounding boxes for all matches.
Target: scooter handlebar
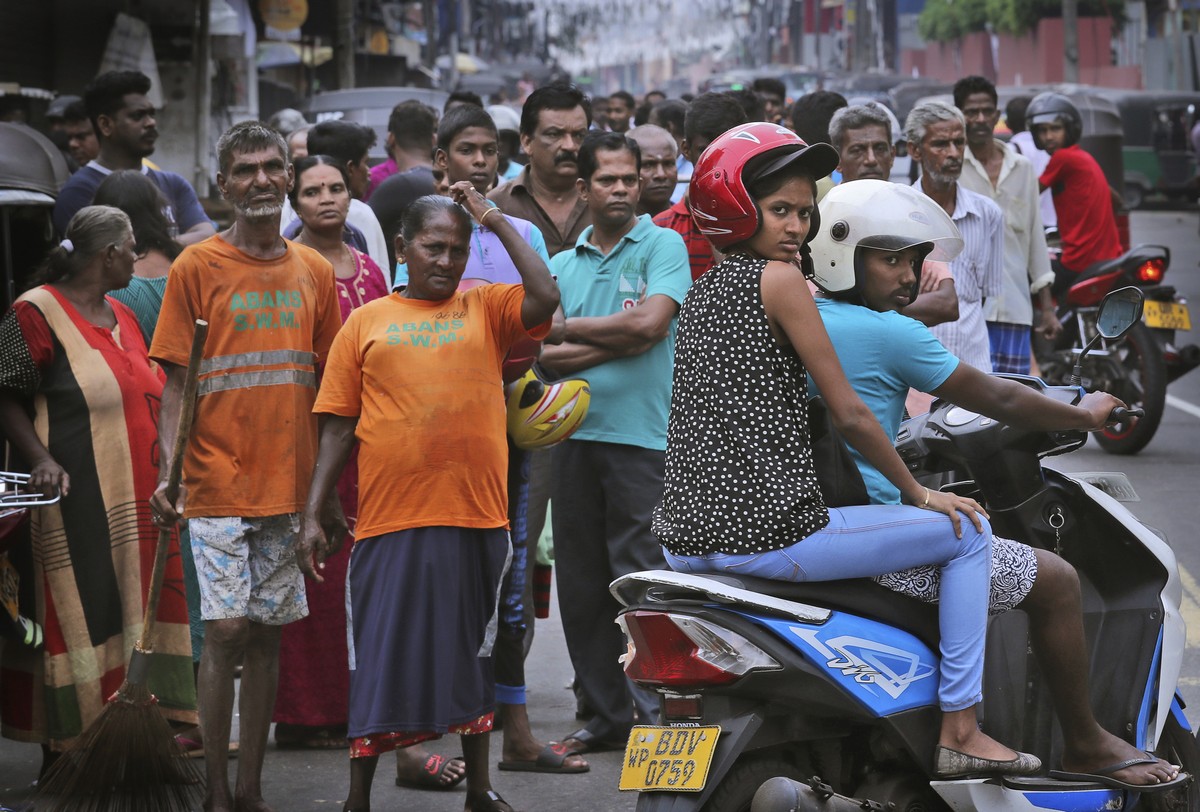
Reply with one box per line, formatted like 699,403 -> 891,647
1109,406 -> 1145,422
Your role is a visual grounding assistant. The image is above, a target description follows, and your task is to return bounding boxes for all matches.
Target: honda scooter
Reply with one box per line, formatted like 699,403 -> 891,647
612,288 -> 1198,812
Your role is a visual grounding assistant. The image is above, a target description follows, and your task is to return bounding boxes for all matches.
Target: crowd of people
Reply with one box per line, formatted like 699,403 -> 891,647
0,67 -> 1186,812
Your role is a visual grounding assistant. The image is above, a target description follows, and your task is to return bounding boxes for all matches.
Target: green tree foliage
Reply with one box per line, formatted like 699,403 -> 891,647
918,0 -> 1125,41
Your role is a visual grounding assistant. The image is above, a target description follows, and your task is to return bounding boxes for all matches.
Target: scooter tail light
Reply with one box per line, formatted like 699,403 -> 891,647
617,610 -> 780,688
1136,258 -> 1165,284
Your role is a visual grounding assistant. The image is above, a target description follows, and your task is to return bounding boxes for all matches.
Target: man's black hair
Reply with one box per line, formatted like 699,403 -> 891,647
790,90 -> 848,146
83,70 -> 152,133
307,120 -> 377,166
725,89 -> 765,122
649,99 -> 687,137
578,131 -> 641,183
445,89 -> 484,111
520,82 -> 592,137
437,104 -> 498,153
752,76 -> 786,100
610,90 -> 636,110
953,75 -> 998,110
684,92 -> 748,145
633,101 -> 653,127
62,99 -> 90,123
1005,96 -> 1033,133
387,100 -> 438,152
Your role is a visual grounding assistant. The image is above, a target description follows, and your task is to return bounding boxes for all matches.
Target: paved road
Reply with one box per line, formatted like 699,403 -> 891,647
1047,207 -> 1200,714
2,209 -> 1197,812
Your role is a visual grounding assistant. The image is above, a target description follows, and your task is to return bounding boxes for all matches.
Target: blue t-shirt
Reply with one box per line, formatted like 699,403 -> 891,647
812,297 -> 958,504
52,162 -> 209,237
393,214 -> 549,288
551,214 -> 692,451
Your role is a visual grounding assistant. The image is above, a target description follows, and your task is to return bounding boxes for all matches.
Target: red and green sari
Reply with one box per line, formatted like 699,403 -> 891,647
0,285 -> 196,751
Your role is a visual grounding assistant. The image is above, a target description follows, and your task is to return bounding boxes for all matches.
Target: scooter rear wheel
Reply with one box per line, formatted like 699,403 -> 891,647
700,755 -> 810,812
1144,715 -> 1200,812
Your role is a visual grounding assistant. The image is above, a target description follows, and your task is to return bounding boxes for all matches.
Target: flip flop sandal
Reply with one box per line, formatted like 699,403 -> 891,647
498,741 -> 590,774
1050,755 -> 1191,793
395,753 -> 467,791
466,789 -> 518,812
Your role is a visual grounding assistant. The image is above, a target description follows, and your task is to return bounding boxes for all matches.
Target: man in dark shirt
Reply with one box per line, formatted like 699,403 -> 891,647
52,71 -> 214,245
487,83 -> 593,258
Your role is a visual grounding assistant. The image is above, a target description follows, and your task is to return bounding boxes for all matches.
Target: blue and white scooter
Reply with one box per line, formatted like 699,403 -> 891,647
611,288 -> 1198,812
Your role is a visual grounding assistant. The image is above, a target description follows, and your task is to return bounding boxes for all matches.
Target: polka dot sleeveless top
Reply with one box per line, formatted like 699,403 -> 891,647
652,254 -> 830,556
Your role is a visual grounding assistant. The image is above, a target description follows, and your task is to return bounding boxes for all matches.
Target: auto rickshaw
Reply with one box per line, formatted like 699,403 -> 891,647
1093,88 -> 1200,209
0,121 -> 68,310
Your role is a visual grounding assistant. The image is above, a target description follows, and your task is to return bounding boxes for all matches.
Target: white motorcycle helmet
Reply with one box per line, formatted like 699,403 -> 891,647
809,180 -> 964,299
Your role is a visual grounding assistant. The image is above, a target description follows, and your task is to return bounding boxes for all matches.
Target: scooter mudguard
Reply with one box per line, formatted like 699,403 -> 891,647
932,777 -> 1124,812
635,712 -> 762,811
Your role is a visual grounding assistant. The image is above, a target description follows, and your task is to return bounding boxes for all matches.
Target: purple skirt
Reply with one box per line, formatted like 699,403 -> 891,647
346,526 -> 510,739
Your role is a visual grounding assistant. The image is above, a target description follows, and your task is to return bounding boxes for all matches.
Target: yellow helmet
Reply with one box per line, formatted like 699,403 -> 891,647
506,368 -> 591,450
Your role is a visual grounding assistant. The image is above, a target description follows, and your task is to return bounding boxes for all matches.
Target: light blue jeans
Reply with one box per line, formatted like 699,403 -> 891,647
663,504 -> 992,712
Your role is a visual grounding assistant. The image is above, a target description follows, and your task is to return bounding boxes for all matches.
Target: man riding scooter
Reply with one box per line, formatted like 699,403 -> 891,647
1025,93 -> 1123,298
808,179 -> 1186,792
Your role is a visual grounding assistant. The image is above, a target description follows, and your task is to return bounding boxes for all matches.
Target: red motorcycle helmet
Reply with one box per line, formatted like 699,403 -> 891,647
690,122 -> 840,258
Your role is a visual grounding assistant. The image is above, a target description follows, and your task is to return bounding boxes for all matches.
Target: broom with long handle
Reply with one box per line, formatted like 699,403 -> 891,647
37,319 -> 209,812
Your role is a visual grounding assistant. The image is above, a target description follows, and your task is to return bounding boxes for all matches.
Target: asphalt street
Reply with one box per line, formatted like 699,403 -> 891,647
1,208 -> 1198,812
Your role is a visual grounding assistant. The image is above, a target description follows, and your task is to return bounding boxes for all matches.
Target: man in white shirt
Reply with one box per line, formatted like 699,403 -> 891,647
1006,96 -> 1057,230
954,76 -> 1061,374
906,100 -> 1004,374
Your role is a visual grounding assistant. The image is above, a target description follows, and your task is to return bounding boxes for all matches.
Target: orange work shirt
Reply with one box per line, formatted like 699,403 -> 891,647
314,285 -> 549,540
150,235 -> 342,517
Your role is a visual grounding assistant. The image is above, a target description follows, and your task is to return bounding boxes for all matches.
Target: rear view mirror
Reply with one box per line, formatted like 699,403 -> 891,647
1096,286 -> 1145,340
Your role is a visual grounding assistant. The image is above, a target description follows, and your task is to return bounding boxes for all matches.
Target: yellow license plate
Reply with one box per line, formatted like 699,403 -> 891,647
1143,300 -> 1192,330
618,725 -> 720,792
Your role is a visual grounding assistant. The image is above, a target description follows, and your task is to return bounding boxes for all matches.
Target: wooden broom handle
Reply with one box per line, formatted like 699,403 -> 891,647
138,319 -> 208,651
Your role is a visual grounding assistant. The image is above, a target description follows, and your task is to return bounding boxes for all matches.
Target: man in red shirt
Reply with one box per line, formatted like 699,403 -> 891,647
652,93 -> 747,280
1027,93 -> 1122,296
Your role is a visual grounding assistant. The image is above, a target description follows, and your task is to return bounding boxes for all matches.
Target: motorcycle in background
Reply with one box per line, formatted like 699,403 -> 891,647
1035,231 -> 1198,454
612,289 -> 1198,812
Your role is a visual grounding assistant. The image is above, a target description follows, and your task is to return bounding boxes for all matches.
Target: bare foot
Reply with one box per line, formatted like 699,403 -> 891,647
396,744 -> 467,789
1062,730 -> 1181,786
499,704 -> 588,771
204,787 -> 234,812
233,796 -> 276,812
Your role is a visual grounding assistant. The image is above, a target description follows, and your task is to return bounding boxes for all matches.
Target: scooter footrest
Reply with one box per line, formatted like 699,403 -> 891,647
1000,775 -> 1115,791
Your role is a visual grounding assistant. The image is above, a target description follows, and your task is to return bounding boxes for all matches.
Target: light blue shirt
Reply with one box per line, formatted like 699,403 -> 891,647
393,214 -> 549,289
812,298 -> 959,505
551,214 -> 692,450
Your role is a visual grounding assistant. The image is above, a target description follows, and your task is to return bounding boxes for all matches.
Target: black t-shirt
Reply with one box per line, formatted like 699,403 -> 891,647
367,166 -> 436,267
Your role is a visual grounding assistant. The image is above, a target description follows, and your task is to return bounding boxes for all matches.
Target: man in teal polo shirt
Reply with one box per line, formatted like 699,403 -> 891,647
540,131 -> 691,754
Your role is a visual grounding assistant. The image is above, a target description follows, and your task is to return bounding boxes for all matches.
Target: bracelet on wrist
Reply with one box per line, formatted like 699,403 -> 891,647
921,487 -> 931,508
480,206 -> 501,228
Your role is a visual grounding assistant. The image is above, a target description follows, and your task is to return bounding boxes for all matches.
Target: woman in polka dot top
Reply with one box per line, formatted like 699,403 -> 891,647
650,122 -> 1040,780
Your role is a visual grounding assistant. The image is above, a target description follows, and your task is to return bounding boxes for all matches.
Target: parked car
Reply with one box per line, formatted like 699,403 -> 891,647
300,87 -> 450,161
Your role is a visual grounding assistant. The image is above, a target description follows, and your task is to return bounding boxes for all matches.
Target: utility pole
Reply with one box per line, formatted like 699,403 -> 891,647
1063,0 -> 1079,82
336,0 -> 356,88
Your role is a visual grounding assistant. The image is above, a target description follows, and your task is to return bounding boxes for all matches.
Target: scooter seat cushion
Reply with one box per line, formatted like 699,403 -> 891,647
699,573 -> 941,649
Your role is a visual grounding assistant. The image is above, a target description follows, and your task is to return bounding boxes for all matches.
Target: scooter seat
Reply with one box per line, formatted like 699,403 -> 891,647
1076,255 -> 1126,283
696,573 -> 941,650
